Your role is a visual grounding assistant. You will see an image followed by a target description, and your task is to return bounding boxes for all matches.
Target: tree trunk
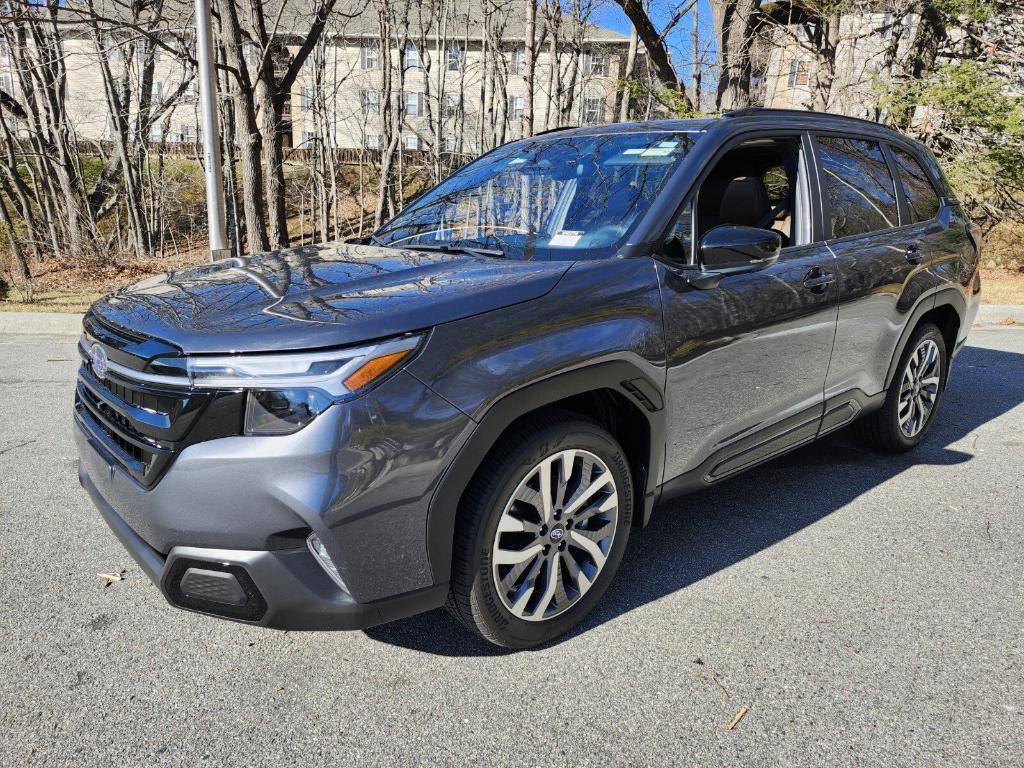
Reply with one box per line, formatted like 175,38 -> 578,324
713,0 -> 759,111
618,25 -> 638,121
523,0 -> 536,137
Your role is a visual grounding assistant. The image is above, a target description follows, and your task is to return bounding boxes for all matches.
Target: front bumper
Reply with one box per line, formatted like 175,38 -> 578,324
80,460 -> 448,630
74,368 -> 473,629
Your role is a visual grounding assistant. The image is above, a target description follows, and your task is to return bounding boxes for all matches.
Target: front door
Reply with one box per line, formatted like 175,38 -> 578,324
656,133 -> 838,486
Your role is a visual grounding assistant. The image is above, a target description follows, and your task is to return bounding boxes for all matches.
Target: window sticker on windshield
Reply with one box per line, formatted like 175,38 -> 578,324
622,148 -> 645,155
641,147 -> 674,157
549,230 -> 583,247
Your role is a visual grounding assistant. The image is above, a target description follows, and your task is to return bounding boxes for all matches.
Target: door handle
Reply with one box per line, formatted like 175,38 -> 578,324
905,244 -> 924,265
802,269 -> 835,294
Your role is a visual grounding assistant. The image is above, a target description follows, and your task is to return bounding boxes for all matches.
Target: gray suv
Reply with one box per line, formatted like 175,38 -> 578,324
75,109 -> 981,647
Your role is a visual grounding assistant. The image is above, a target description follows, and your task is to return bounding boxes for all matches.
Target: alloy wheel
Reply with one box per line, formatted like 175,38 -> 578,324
490,449 -> 619,623
898,338 -> 941,438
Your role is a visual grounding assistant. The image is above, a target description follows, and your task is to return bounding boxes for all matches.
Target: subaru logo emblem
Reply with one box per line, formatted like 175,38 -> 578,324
89,343 -> 109,379
550,528 -> 564,541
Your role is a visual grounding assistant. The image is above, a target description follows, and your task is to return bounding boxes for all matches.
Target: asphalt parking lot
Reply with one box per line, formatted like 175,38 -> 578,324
1,326 -> 1022,767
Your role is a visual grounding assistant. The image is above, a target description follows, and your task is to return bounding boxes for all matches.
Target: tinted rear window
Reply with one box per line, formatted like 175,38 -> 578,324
890,145 -> 941,223
816,136 -> 899,238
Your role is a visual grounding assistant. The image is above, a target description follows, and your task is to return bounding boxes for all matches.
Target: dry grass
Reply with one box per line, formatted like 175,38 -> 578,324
1,250 -> 208,313
980,269 -> 1024,305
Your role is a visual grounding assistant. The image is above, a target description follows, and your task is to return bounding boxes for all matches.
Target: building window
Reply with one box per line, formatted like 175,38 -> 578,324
151,81 -> 163,103
364,133 -> 381,150
443,93 -> 460,118
511,47 -> 525,75
447,46 -> 462,72
302,130 -> 315,145
510,95 -> 524,120
405,134 -> 420,151
583,50 -> 608,76
300,85 -> 312,109
787,60 -> 810,88
404,44 -> 420,70
583,95 -> 605,124
444,134 -> 457,153
149,124 -> 163,142
178,124 -> 192,143
0,75 -> 10,94
361,44 -> 379,70
404,91 -> 420,117
361,89 -> 379,114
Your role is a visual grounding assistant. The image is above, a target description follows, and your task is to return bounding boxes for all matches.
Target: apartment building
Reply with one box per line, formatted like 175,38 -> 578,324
0,3 -> 630,155
762,11 -> 915,117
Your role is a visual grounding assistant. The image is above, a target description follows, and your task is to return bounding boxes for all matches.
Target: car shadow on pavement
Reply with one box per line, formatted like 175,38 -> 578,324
363,343 -> 1024,656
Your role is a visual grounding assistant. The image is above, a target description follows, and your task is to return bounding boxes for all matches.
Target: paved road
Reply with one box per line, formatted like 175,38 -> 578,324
1,328 -> 1022,767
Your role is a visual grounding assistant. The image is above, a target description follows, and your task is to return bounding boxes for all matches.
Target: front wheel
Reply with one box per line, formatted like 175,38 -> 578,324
447,414 -> 633,648
858,323 -> 947,452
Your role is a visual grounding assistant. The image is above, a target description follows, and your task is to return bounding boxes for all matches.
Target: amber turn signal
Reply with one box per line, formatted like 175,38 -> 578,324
342,349 -> 413,392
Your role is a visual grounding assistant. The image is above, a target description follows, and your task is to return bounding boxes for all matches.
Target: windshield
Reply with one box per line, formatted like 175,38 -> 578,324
374,131 -> 697,261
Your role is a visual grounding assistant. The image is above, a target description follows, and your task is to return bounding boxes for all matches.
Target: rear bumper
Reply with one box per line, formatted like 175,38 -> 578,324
81,463 -> 448,630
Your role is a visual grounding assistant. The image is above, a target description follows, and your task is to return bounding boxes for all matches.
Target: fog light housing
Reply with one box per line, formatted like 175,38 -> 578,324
307,533 -> 347,591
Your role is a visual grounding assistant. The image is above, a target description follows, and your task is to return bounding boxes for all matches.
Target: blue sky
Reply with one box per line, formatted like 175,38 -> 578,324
589,0 -> 717,84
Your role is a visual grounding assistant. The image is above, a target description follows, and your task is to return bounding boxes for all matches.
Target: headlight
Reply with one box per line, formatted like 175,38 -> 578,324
185,335 -> 422,436
185,335 -> 422,398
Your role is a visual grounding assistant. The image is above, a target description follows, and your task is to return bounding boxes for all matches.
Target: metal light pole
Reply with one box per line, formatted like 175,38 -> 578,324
195,0 -> 229,261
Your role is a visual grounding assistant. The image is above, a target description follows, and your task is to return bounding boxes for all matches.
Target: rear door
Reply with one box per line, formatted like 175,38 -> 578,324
814,135 -> 922,407
886,142 -> 975,293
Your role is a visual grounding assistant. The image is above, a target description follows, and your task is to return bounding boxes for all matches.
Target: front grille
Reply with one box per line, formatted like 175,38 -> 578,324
75,315 -> 245,487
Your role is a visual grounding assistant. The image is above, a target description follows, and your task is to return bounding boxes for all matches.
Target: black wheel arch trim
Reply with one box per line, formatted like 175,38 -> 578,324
884,286 -> 965,390
423,359 -> 666,585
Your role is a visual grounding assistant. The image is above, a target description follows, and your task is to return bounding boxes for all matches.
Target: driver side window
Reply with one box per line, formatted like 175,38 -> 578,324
663,136 -> 808,264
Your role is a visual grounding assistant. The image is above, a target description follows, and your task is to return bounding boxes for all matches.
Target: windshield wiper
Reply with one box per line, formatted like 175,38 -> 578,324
400,242 -> 506,258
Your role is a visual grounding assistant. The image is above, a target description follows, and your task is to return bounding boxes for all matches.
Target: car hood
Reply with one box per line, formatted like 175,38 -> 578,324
89,243 -> 572,353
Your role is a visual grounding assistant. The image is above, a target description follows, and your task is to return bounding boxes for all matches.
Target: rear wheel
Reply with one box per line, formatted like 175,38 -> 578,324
447,414 -> 633,647
858,323 -> 947,452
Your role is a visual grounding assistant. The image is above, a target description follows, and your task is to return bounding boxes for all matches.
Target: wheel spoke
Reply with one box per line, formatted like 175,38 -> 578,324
553,450 -> 574,511
574,493 -> 617,523
569,529 -> 607,568
559,550 -> 592,598
507,555 -> 543,618
494,542 -> 544,566
898,395 -> 914,426
497,514 -> 540,534
564,474 -> 613,518
538,457 -> 555,523
533,554 -> 561,617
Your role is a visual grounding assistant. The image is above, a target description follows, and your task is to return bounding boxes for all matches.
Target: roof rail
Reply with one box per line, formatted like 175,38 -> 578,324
723,107 -> 885,129
531,125 -> 578,137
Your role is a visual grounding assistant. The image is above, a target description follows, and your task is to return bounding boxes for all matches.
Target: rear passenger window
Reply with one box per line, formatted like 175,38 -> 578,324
816,136 -> 899,239
890,145 -> 941,223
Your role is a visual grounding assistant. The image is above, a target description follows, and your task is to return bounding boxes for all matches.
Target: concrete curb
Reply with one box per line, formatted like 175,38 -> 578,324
975,305 -> 1024,326
0,312 -> 83,336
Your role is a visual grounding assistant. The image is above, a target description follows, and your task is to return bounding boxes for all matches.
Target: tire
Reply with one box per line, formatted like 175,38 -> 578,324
447,413 -> 633,648
857,323 -> 947,453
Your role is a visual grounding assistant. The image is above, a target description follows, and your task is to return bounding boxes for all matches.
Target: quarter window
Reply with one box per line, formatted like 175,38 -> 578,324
816,136 -> 899,239
890,145 -> 941,223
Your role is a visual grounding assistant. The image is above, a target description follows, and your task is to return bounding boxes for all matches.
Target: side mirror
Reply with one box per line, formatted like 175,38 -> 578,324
699,225 -> 782,273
